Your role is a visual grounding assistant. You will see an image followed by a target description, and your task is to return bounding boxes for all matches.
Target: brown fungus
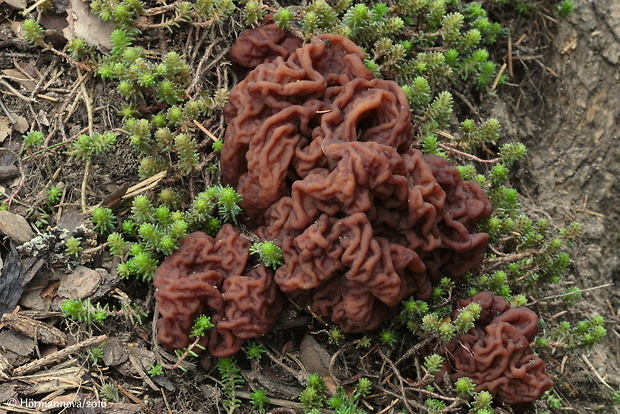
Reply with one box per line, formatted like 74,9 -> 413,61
257,139 -> 491,331
226,24 -> 303,74
444,292 -> 553,404
221,33 -> 410,225
221,31 -> 492,332
154,225 -> 282,357
155,29 -> 493,354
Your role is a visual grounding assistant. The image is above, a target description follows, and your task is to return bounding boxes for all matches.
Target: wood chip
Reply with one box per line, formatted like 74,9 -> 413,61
100,182 -> 130,209
0,249 -> 44,316
0,353 -> 11,380
102,337 -> 128,367
0,313 -> 67,346
17,366 -> 87,395
0,330 -> 35,356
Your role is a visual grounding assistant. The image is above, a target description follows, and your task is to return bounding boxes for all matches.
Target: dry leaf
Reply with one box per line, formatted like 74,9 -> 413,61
40,12 -> 69,32
9,20 -> 22,35
63,0 -> 115,50
1,68 -> 37,91
11,113 -> 29,133
0,117 -> 11,142
1,0 -> 27,9
15,60 -> 43,82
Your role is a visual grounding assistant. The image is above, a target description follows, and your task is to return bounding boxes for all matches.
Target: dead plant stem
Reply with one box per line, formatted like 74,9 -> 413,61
0,79 -> 36,103
82,159 -> 92,214
236,390 -> 302,410
12,335 -> 107,376
188,38 -> 223,95
439,143 -> 501,163
80,70 -> 94,214
161,389 -> 173,414
110,378 -> 154,414
378,348 -> 414,412
41,44 -> 93,72
0,95 -> 16,123
526,283 -> 614,306
580,354 -> 615,391
161,337 -> 202,370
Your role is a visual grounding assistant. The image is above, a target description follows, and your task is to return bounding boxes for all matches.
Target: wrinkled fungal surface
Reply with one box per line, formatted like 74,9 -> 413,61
155,27 -> 494,353
223,29 -> 493,332
445,292 -> 553,404
222,33 -> 415,225
154,224 -> 282,357
226,24 -> 303,72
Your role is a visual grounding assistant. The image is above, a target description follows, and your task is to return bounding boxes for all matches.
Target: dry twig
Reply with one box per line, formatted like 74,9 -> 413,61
526,283 -> 614,306
13,335 -> 107,376
439,143 -> 501,163
79,70 -> 94,214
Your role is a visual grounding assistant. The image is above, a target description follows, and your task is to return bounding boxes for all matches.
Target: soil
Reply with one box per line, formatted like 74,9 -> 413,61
0,0 -> 618,413
492,0 -> 620,410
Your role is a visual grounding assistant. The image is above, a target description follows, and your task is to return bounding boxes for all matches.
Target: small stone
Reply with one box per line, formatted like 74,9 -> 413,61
102,337 -> 129,367
0,330 -> 35,356
57,210 -> 85,233
19,288 -> 52,311
57,266 -> 103,299
0,210 -> 35,245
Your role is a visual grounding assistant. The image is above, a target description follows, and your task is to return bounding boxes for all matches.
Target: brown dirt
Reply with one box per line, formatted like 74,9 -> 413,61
491,0 -> 620,410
